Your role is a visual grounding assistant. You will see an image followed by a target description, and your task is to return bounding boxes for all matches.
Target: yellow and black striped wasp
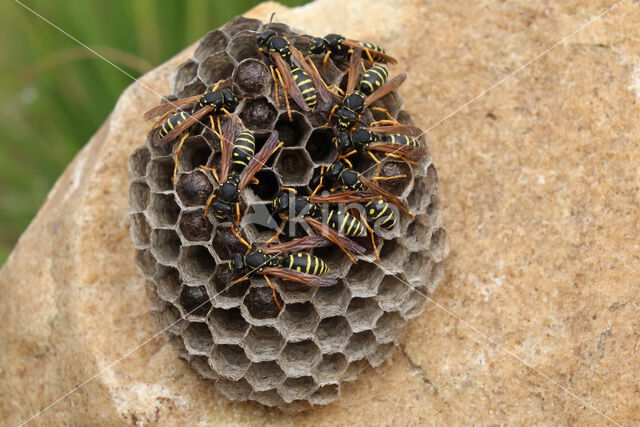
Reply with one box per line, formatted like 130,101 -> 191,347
268,187 -> 372,263
311,156 -> 414,259
200,121 -> 283,224
333,126 -> 427,172
308,33 -> 397,71
228,232 -> 336,309
143,80 -> 240,183
327,47 -> 413,132
235,16 -> 336,120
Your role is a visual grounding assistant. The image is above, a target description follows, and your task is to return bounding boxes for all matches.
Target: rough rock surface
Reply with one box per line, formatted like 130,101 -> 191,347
1,0 -> 639,424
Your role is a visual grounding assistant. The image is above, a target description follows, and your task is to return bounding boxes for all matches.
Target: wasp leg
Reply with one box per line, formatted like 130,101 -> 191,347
203,193 -> 216,218
326,84 -> 345,97
280,186 -> 298,194
231,226 -> 252,249
362,218 -> 380,261
342,149 -> 358,159
370,174 -> 408,181
310,163 -> 326,196
273,67 -> 293,121
364,48 -> 376,66
235,203 -> 241,225
263,275 -> 282,310
210,79 -> 224,92
322,51 -> 331,73
341,156 -> 354,168
366,151 -> 382,175
324,104 -> 339,127
173,133 -> 190,186
199,165 -> 220,184
269,65 -> 280,109
385,153 -> 418,165
369,119 -> 400,128
264,222 -> 285,246
369,106 -> 399,124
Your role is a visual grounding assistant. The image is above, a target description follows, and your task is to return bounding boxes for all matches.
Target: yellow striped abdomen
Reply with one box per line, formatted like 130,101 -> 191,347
159,111 -> 190,138
230,130 -> 255,173
291,67 -> 317,110
287,252 -> 328,275
359,65 -> 388,96
385,133 -> 419,147
365,199 -> 397,231
327,210 -> 367,237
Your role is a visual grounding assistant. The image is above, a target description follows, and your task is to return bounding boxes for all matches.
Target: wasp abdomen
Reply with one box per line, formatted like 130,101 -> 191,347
360,65 -> 388,96
327,210 -> 367,237
365,199 -> 397,231
159,111 -> 190,138
384,133 -> 419,147
231,130 -> 256,172
286,252 -> 328,275
291,67 -> 317,110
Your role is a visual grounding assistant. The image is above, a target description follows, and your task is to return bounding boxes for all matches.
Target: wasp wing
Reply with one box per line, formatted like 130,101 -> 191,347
272,53 -> 310,112
364,124 -> 423,137
238,130 -> 282,191
261,268 -> 337,287
290,46 -> 340,105
305,217 -> 365,257
342,39 -> 398,64
143,94 -> 202,120
217,118 -> 237,184
261,235 -> 331,254
360,174 -> 411,216
309,190 -> 379,204
346,46 -> 363,94
365,73 -> 406,106
366,142 -> 428,158
161,105 -> 214,141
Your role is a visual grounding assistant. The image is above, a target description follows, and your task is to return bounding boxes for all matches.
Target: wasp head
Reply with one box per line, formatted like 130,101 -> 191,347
230,253 -> 245,273
272,191 -> 291,214
257,29 -> 277,48
309,37 -> 327,55
326,159 -> 346,181
334,130 -> 353,153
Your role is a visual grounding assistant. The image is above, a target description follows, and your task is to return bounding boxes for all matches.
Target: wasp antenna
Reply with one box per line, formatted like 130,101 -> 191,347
268,12 -> 276,26
229,29 -> 259,43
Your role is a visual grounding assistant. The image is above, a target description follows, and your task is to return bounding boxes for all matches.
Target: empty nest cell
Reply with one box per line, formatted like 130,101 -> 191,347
242,325 -> 285,362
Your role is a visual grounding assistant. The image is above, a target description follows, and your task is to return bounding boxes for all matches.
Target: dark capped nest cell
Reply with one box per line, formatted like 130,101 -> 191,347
129,16 -> 446,412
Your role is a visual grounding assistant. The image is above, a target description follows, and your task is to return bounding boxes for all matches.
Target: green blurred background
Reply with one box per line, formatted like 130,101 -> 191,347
0,0 -> 310,265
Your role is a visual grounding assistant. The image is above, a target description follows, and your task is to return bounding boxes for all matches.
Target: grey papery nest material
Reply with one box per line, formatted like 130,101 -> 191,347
129,16 -> 446,411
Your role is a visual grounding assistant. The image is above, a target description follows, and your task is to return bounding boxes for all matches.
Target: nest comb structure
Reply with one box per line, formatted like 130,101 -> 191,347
128,16 -> 447,411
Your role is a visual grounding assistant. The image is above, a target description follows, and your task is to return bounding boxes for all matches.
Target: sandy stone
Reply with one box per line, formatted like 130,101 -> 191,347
1,0 -> 639,424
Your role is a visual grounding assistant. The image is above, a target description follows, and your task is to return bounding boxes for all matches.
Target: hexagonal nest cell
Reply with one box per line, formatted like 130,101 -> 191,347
129,16 -> 447,411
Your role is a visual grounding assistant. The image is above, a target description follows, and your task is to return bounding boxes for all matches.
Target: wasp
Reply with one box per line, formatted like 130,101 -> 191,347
308,33 -> 397,71
333,126 -> 426,170
229,232 -> 337,309
143,80 -> 240,183
200,122 -> 283,223
237,17 -> 336,120
269,188 -> 371,263
312,156 -> 413,258
324,47 -> 412,135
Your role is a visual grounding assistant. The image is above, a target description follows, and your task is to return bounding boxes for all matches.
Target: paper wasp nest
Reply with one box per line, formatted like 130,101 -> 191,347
128,16 -> 446,411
